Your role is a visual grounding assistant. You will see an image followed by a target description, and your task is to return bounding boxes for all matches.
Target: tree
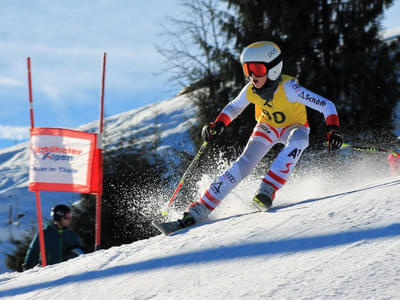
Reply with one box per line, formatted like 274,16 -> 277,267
5,230 -> 35,272
157,0 -> 232,91
221,0 -> 400,146
158,0 -> 256,162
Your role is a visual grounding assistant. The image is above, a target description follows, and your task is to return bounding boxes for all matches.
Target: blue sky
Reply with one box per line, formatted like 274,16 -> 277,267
0,0 -> 184,148
0,1 -> 399,149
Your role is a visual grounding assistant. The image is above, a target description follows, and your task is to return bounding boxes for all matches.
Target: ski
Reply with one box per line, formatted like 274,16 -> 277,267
152,220 -> 187,235
153,202 -> 269,236
152,211 -> 197,235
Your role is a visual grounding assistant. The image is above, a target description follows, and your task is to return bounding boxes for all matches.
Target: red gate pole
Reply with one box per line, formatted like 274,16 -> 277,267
99,52 -> 106,134
95,52 -> 106,250
35,191 -> 47,266
27,57 -> 47,266
27,57 -> 35,129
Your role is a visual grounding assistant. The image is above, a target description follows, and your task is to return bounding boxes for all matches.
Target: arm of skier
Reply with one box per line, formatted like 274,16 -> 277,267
284,79 -> 343,150
202,83 -> 251,141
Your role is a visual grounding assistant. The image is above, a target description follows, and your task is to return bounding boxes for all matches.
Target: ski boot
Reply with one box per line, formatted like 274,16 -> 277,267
252,183 -> 275,211
177,212 -> 196,228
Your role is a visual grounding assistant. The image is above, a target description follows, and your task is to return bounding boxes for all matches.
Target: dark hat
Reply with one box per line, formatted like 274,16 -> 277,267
51,204 -> 71,221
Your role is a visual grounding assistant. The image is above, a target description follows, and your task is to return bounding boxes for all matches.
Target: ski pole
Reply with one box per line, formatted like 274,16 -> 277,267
342,143 -> 400,156
162,141 -> 209,216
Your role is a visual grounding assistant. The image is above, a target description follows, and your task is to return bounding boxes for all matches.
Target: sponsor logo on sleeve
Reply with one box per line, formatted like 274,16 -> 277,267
298,91 -> 326,106
291,81 -> 301,92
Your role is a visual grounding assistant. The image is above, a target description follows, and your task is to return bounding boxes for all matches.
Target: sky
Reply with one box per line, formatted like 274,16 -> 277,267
0,0 -> 184,149
0,1 -> 399,150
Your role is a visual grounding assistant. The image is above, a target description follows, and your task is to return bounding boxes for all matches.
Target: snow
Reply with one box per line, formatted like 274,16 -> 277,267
0,156 -> 399,299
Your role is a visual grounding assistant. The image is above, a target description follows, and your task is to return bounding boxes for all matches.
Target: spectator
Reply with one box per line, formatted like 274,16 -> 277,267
23,204 -> 84,270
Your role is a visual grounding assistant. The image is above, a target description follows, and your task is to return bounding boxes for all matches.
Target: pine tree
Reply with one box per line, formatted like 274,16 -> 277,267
158,0 -> 254,158
5,230 -> 35,272
220,0 -> 400,146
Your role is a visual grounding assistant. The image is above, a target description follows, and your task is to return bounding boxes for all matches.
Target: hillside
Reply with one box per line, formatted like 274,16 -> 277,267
0,94 -> 197,273
0,158 -> 399,299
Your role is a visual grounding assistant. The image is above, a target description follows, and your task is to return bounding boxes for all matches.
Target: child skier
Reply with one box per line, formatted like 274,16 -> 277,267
179,41 -> 343,227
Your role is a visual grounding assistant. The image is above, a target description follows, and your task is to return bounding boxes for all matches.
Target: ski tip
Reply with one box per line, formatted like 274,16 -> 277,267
152,219 -> 183,236
151,220 -> 166,235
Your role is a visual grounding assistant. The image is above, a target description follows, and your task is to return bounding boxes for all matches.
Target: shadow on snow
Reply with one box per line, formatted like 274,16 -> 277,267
1,222 -> 400,297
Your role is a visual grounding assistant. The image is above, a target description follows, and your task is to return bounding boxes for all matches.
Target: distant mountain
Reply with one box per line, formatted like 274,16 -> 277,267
0,94 -> 197,273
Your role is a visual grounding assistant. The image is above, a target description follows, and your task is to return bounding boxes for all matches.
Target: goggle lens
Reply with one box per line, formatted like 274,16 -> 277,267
243,62 -> 267,77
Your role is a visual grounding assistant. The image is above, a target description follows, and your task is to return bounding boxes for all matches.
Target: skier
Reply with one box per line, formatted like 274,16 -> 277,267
23,204 -> 84,270
177,41 -> 343,227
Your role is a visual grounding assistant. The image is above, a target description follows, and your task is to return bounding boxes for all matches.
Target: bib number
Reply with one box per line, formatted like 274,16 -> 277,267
262,110 -> 286,124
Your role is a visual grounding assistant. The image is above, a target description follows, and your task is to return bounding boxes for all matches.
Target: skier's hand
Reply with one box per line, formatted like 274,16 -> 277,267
201,121 -> 225,142
326,125 -> 343,151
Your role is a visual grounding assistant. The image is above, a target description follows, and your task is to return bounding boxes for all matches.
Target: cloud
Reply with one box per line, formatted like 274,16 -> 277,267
0,77 -> 23,87
0,125 -> 30,140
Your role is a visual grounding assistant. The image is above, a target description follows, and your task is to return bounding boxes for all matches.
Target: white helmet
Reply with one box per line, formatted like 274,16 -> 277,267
240,41 -> 283,81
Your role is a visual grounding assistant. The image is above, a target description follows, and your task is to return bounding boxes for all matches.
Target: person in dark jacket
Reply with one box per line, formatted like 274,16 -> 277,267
23,204 -> 84,270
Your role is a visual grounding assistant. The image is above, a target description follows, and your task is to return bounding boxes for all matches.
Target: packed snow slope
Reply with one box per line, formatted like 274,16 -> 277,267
0,157 -> 399,299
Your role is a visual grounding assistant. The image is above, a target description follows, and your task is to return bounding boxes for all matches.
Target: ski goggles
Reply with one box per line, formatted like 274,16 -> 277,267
242,53 -> 282,77
242,62 -> 268,77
